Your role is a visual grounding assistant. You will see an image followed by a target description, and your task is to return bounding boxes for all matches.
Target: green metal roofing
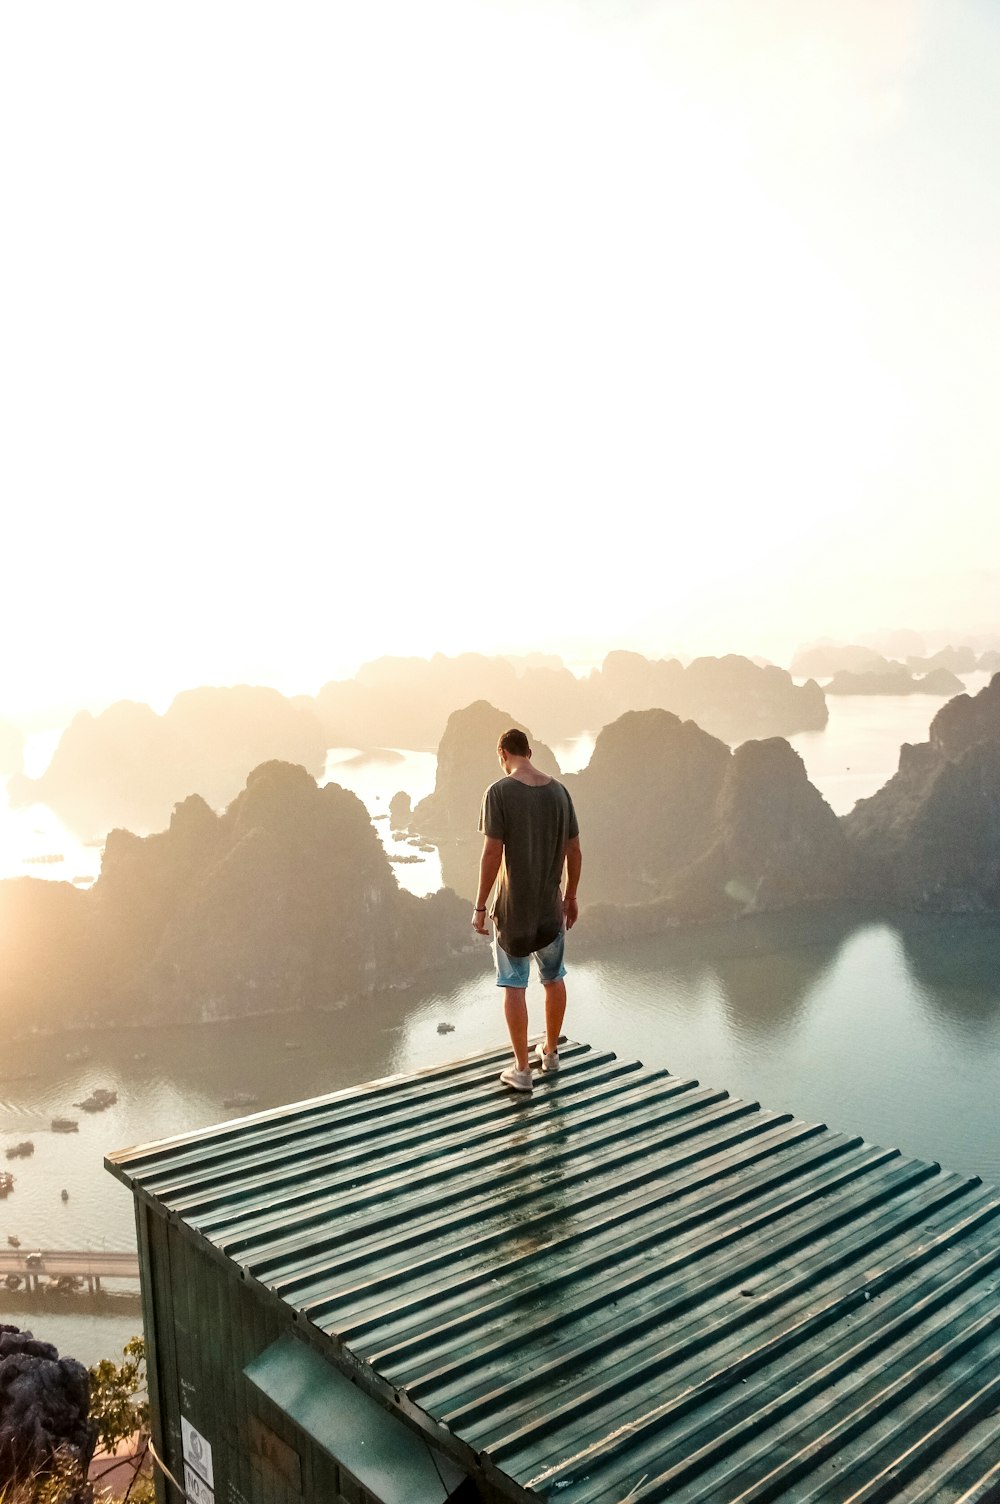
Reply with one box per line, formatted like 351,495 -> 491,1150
107,1041 -> 1000,1502
244,1333 -> 465,1503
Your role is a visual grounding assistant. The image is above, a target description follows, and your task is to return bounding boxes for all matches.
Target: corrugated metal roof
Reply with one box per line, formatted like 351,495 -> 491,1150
107,1042 -> 1000,1503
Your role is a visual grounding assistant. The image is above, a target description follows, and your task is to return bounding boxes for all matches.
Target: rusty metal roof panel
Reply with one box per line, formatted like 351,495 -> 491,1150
107,1041 -> 1000,1502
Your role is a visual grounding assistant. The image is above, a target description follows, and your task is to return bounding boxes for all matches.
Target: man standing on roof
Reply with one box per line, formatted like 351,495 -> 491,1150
473,728 -> 582,1093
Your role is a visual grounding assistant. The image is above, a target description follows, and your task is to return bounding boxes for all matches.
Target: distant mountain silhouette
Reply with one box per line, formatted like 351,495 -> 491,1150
905,645 -> 979,675
4,653 -> 827,847
7,686 -> 329,839
790,643 -> 888,678
825,665 -> 964,696
791,639 -> 988,683
843,673 -> 1000,909
1,761 -> 470,1036
314,650 -> 826,752
585,652 -> 827,744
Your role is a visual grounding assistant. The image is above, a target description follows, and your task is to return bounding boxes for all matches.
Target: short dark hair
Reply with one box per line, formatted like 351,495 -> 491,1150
498,728 -> 530,758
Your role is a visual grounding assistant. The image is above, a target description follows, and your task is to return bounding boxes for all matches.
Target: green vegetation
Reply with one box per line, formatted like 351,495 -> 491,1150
0,1338 -> 152,1504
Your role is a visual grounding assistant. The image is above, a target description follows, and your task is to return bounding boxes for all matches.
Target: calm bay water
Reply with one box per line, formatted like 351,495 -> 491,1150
3,908 -> 999,1363
2,679 -> 998,1362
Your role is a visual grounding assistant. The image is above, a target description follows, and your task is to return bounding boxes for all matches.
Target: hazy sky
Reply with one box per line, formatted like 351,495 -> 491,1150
3,0 -> 999,717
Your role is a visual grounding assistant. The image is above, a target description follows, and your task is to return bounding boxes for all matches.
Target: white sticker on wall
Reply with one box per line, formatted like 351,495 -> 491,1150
181,1416 -> 215,1488
184,1463 -> 216,1504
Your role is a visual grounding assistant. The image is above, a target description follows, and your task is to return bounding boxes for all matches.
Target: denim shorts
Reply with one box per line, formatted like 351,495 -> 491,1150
492,929 -> 566,989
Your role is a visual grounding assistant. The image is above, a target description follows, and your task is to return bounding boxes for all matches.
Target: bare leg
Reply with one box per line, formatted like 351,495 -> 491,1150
542,979 -> 566,1055
503,988 -> 530,1071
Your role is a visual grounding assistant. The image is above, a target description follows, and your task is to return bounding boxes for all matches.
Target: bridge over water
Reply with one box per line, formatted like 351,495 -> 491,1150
1,1247 -> 139,1294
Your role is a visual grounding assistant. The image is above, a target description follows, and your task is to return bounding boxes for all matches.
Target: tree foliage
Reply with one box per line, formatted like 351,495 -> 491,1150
0,1337 -> 153,1504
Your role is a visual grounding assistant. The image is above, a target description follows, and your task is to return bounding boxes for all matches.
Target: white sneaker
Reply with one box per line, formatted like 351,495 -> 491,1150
535,1043 -> 560,1073
500,1064 -> 533,1093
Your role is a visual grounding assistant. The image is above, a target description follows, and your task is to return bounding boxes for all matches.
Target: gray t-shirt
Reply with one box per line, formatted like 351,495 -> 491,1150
479,777 -> 580,958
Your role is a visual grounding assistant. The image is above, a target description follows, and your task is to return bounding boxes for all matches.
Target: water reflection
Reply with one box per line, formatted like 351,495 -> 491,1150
577,909 -> 861,1046
890,914 -> 1000,1029
710,930 -> 847,1043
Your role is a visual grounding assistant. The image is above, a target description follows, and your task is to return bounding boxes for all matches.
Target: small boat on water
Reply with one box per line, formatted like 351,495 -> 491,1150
5,1141 -> 34,1160
7,1235 -> 20,1247
0,1172 -> 14,1197
51,1117 -> 79,1133
75,1087 -> 118,1112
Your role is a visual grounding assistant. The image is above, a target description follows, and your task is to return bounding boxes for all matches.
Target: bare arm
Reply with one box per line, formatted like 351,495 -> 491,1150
563,835 -> 582,930
473,836 -> 503,934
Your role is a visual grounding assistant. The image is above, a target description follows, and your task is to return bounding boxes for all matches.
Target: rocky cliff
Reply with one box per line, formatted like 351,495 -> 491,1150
411,701 -> 561,843
564,709 -> 731,906
2,761 -> 471,1035
0,1324 -> 95,1495
408,702 -> 561,897
567,717 -> 847,917
666,737 -> 850,919
410,701 -> 846,918
0,878 -> 102,1028
843,674 -> 1000,910
7,686 -> 329,839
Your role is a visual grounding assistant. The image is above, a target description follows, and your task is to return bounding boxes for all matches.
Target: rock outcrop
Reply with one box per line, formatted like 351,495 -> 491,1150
8,686 -> 329,839
3,762 -> 472,1035
791,643 -> 889,679
389,790 -> 412,830
565,710 -> 731,906
0,878 -> 103,1027
666,738 -> 849,919
567,716 -> 847,917
826,665 -> 964,696
411,702 -> 560,844
409,702 -> 561,898
410,702 -> 847,918
919,667 -> 966,696
906,645 -> 978,675
843,674 -> 1000,910
0,1324 -> 95,1497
